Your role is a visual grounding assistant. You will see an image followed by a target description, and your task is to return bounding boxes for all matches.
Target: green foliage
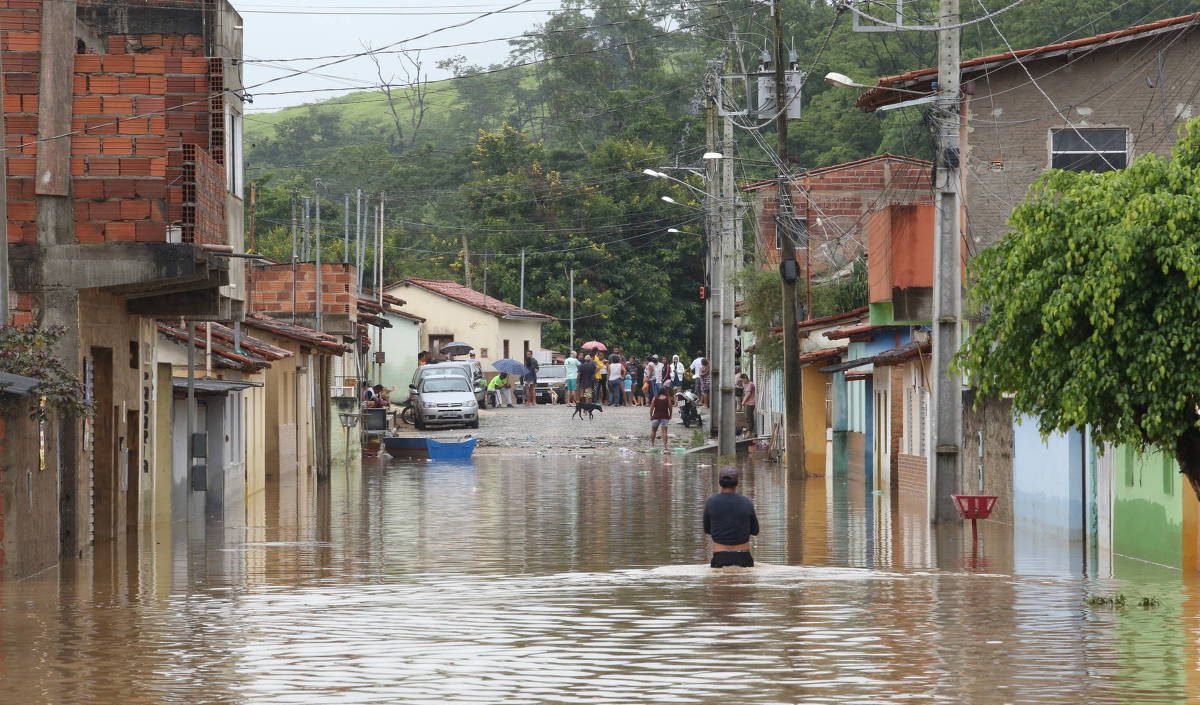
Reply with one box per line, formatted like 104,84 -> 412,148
812,257 -> 868,319
958,118 -> 1200,476
0,324 -> 91,420
738,267 -> 785,373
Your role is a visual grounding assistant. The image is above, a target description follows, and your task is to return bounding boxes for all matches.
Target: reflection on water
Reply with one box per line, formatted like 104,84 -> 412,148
1,455 -> 1195,704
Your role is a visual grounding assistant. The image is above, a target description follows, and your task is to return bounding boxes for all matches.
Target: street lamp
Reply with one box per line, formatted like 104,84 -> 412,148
702,151 -> 724,160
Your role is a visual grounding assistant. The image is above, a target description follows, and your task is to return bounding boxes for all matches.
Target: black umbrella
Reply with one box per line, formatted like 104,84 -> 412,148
439,341 -> 473,356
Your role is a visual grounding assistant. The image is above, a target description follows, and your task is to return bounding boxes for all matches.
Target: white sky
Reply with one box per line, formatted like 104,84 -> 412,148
239,1 -> 564,113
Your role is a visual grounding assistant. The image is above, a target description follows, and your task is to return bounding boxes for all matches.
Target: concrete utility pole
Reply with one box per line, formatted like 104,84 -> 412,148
343,193 -> 350,264
774,0 -> 805,476
248,182 -> 257,254
718,109 -> 737,457
520,248 -> 526,308
932,0 -> 963,521
314,180 -> 323,331
569,268 -> 575,351
706,73 -> 721,441
290,190 -> 299,324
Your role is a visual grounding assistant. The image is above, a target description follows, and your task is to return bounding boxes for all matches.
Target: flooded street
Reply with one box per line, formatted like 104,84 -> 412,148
2,453 -> 1196,704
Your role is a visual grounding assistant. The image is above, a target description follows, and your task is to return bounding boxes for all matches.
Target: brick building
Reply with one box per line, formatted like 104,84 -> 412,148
741,154 -> 933,288
2,0 -> 246,569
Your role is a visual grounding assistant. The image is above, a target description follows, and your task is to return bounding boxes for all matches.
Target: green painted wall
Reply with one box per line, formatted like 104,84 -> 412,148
1113,444 -> 1183,568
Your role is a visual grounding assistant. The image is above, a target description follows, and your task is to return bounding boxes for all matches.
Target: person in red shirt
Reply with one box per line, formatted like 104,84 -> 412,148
649,386 -> 673,450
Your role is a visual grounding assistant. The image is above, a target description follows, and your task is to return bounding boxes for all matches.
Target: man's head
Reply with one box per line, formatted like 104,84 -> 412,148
525,350 -> 533,359
740,373 -> 750,383
718,466 -> 739,489
499,373 -> 507,380
373,384 -> 384,393
418,351 -> 428,361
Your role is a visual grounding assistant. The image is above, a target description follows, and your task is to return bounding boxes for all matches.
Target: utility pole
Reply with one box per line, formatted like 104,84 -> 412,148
461,234 -> 472,287
343,193 -> 350,264
718,111 -> 737,457
932,0 -> 963,521
376,192 -> 385,381
569,268 -> 575,351
774,0 -> 806,476
519,248 -> 526,309
355,189 -> 364,292
314,180 -> 323,331
705,70 -> 722,441
290,190 -> 298,324
301,196 -> 311,261
248,181 -> 257,254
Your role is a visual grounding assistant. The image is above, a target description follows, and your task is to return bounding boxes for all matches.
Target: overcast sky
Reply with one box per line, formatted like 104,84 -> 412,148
239,1 -> 564,113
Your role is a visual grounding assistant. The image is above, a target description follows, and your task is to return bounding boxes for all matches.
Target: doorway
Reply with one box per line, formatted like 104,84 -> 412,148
90,347 -> 117,543
126,409 -> 139,536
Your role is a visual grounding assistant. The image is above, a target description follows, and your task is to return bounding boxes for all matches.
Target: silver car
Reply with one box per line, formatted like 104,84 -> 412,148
413,361 -> 485,404
413,375 -> 479,430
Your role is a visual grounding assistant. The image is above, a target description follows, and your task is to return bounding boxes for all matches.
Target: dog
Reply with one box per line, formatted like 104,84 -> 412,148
571,401 -> 604,420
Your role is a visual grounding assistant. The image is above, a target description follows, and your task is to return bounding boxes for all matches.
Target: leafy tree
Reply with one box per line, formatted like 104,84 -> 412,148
0,324 -> 91,420
958,118 -> 1200,498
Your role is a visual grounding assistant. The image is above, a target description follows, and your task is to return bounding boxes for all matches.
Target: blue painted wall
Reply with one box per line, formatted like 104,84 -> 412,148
1012,415 -> 1084,532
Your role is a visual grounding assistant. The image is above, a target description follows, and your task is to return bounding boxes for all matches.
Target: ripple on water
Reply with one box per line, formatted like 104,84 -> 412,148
0,455 -> 1194,704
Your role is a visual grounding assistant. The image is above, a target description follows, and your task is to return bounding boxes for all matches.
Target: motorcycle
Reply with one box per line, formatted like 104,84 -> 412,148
677,390 -> 704,428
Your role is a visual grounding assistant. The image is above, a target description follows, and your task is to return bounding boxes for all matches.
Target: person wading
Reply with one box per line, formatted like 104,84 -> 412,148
703,467 -> 759,568
649,386 -> 672,450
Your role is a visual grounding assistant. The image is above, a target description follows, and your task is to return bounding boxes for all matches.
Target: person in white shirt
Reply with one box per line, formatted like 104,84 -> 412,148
667,355 -> 685,389
690,356 -> 705,378
607,356 -> 624,406
564,350 -> 581,404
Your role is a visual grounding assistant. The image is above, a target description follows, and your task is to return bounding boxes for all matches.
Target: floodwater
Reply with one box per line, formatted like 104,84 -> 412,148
2,453 -> 1197,704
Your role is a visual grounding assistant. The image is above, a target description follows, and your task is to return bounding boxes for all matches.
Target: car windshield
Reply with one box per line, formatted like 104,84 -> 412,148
538,365 -> 565,380
422,378 -> 471,393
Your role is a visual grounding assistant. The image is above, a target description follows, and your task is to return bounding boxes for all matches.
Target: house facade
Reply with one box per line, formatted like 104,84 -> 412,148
387,278 -> 553,364
860,12 -> 1200,570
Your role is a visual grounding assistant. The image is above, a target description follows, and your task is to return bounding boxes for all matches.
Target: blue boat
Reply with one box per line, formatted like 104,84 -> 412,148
427,437 -> 477,461
382,436 -> 477,461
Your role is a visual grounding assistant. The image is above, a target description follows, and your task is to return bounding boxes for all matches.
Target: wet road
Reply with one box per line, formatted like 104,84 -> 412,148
1,455 -> 1195,704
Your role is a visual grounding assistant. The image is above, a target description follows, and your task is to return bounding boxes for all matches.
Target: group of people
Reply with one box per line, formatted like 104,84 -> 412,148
562,349 -> 713,408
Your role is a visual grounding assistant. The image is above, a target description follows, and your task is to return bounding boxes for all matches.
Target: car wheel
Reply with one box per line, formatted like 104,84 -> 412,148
414,416 -> 425,430
469,420 -> 480,429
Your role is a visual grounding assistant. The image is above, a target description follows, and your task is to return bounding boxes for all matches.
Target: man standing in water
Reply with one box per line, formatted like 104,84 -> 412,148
703,467 -> 759,568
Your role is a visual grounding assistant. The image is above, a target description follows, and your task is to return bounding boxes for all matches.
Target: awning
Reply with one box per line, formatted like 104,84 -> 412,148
0,371 -> 42,396
171,377 -> 263,394
818,356 -> 876,374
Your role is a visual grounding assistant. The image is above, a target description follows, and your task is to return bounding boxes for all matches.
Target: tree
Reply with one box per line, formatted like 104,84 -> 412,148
958,118 -> 1200,498
0,324 -> 91,420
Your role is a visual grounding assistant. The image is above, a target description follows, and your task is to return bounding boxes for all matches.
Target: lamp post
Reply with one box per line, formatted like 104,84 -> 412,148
338,410 -> 360,467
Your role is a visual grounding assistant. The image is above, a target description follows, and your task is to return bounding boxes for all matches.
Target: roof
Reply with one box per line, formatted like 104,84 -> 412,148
798,346 -> 847,366
0,371 -> 43,396
819,356 -> 876,374
156,323 -> 274,372
858,12 -> 1200,111
873,340 -> 931,367
397,278 -> 554,321
205,322 -> 293,362
797,306 -> 869,334
171,377 -> 263,394
741,154 -> 933,191
825,323 -> 887,341
241,314 -> 352,354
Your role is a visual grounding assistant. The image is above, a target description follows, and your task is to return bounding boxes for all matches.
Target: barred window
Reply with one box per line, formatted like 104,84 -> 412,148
1050,128 -> 1128,172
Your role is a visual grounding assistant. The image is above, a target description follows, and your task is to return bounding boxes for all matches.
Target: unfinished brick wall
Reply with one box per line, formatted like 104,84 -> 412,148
747,156 -> 933,274
249,263 -> 359,320
2,1 -> 226,247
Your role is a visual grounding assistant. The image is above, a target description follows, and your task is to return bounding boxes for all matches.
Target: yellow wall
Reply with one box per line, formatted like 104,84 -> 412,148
802,365 -> 829,476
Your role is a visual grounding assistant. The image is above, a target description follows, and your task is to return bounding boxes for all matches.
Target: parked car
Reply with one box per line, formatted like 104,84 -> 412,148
412,375 -> 479,430
410,362 -> 484,405
425,360 -> 486,405
514,364 -> 568,404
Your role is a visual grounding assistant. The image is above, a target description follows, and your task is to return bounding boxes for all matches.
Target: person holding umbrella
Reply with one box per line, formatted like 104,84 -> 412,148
522,350 -> 540,407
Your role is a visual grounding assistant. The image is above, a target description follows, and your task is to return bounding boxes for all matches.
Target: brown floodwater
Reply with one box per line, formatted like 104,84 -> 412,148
1,453 -> 1196,704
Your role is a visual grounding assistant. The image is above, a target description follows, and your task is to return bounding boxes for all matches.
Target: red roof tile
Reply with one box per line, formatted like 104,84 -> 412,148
241,314 -> 351,354
156,322 -> 273,372
798,346 -> 847,366
873,340 -> 931,367
858,12 -> 1200,110
824,323 -> 886,341
398,278 -> 554,320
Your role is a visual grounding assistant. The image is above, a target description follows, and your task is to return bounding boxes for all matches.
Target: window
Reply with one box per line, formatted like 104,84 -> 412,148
429,335 -> 454,357
1050,128 -> 1127,172
503,339 -> 510,359
523,340 -> 530,357
776,216 -> 807,250
480,348 -> 488,358
225,107 -> 244,196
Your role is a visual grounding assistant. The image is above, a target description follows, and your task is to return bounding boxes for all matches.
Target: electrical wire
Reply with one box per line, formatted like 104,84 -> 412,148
841,0 -> 1031,32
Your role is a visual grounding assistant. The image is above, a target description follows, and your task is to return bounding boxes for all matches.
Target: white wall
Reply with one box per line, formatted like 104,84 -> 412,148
379,315 -> 423,391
